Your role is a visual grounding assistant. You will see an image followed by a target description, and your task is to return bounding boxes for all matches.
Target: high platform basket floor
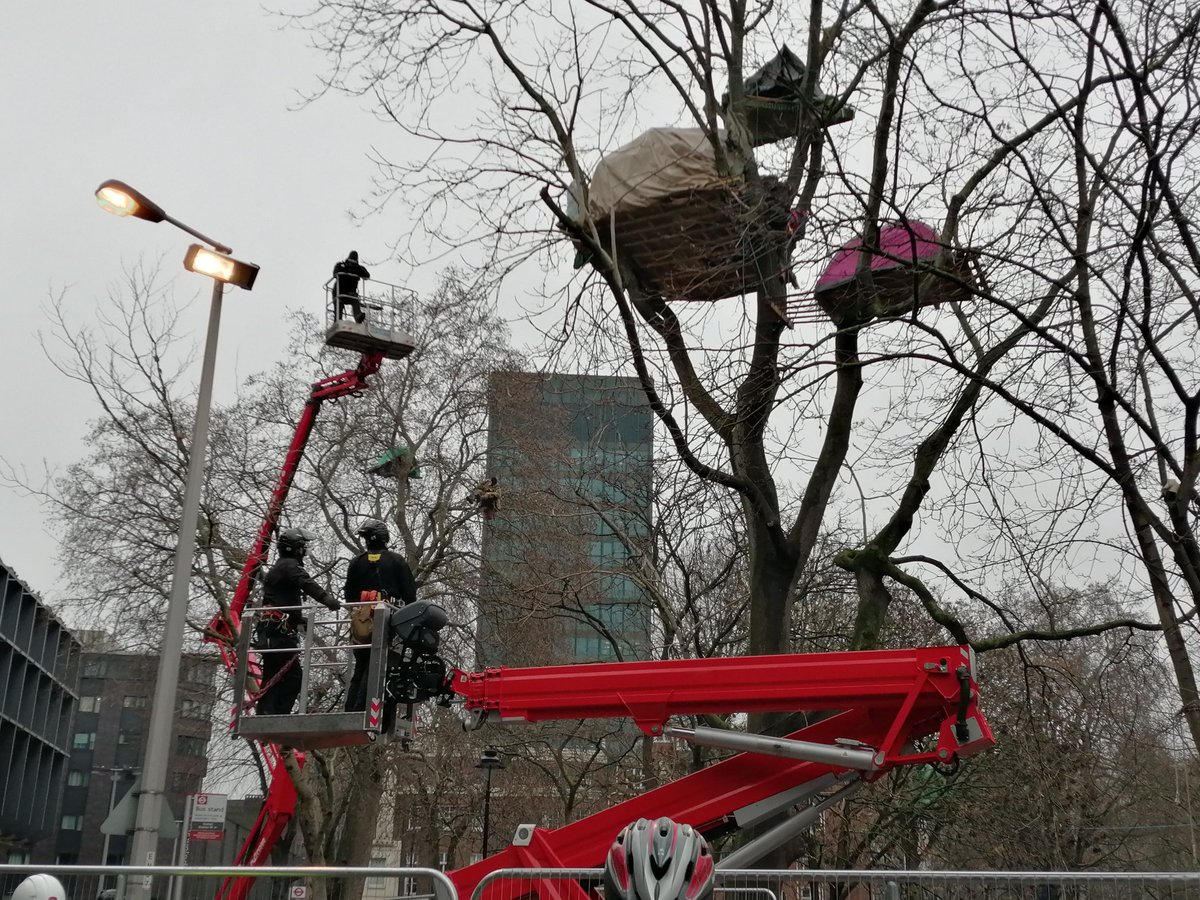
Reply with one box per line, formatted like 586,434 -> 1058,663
324,276 -> 417,360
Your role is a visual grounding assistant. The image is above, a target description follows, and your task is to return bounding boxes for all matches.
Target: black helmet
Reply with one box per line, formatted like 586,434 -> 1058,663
357,519 -> 390,547
277,527 -> 315,557
604,818 -> 714,900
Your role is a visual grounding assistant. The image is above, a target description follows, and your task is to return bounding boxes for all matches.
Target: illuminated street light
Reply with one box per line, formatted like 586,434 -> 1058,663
183,244 -> 259,291
96,179 -> 232,253
95,178 -> 257,900
95,180 -> 166,222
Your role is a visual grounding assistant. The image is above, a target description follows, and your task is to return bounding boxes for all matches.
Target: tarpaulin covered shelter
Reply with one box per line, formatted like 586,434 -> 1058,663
570,127 -> 794,309
811,221 -> 976,324
722,45 -> 855,147
562,49 -> 854,319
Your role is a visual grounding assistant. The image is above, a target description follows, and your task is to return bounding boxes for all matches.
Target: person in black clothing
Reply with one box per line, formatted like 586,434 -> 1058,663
255,527 -> 342,716
343,519 -> 417,714
332,250 -> 371,323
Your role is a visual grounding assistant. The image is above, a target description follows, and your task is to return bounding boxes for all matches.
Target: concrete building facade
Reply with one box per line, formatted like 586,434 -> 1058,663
0,557 -> 80,863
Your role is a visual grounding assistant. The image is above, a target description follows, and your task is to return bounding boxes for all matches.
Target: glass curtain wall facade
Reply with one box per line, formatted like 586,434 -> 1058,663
478,371 -> 653,667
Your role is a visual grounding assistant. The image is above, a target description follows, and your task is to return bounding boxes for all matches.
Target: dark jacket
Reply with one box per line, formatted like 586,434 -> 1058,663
262,556 -> 338,627
343,549 -> 417,607
333,259 -> 370,296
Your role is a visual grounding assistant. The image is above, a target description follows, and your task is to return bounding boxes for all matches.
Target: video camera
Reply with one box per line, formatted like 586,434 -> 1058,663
385,600 -> 452,704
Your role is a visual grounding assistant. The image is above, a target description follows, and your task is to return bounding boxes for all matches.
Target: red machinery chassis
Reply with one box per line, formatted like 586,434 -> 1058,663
447,645 -> 993,900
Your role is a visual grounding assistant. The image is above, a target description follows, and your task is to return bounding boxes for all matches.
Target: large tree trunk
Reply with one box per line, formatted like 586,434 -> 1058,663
745,517 -> 798,657
330,747 -> 385,900
283,752 -> 330,900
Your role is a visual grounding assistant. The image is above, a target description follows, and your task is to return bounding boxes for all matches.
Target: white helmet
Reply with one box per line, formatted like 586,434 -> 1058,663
13,874 -> 68,900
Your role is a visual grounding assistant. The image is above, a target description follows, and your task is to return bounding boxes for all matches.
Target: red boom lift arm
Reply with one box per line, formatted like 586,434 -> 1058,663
203,351 -> 384,900
447,645 -> 993,900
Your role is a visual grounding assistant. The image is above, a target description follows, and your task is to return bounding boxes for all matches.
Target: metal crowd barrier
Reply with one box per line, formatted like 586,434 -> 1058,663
470,868 -> 1200,900
0,865 -> 454,900
7,863 -> 1196,900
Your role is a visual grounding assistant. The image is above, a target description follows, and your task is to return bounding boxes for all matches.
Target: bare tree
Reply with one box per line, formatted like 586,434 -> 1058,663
290,0 -> 1181,693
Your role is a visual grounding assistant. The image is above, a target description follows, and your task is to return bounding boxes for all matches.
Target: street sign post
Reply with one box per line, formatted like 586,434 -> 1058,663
186,792 -> 228,842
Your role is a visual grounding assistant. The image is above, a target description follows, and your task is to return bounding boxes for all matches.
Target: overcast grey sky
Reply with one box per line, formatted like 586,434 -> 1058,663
0,3 -> 447,601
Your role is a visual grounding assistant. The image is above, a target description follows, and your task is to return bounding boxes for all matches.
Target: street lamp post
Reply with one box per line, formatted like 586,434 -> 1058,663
95,180 -> 258,900
96,766 -> 138,890
476,748 -> 506,858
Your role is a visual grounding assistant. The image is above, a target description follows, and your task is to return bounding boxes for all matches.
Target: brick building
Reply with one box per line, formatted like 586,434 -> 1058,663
53,635 -> 218,865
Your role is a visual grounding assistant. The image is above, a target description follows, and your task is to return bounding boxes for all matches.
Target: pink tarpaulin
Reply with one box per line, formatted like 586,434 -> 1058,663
815,221 -> 943,292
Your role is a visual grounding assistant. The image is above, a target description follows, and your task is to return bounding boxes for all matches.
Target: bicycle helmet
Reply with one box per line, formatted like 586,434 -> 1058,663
13,875 -> 67,900
357,519 -> 391,548
604,817 -> 714,900
277,527 -> 315,557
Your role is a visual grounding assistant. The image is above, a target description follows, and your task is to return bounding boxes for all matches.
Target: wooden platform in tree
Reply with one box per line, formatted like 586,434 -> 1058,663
600,182 -> 794,309
790,253 -> 978,326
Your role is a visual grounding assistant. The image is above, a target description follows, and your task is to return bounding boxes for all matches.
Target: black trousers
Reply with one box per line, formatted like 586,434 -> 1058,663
346,647 -> 399,732
345,647 -> 371,712
337,294 -> 365,323
255,621 -> 302,715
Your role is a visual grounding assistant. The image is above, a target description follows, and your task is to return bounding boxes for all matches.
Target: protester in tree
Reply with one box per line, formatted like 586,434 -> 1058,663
473,476 -> 501,521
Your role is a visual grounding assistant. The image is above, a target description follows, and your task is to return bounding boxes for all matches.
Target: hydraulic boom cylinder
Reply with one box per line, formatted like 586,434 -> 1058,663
663,724 -> 885,771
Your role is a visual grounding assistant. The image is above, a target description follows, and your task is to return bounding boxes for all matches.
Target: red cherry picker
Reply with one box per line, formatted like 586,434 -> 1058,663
223,569 -> 993,900
203,282 -> 417,900
446,644 -> 993,900
210,292 -> 996,900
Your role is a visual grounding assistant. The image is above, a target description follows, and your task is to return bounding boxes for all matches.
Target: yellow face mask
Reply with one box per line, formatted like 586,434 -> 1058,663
368,552 -> 382,562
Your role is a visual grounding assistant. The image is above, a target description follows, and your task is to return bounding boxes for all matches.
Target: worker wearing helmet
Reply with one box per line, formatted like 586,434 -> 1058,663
343,519 -> 416,714
333,250 -> 370,323
12,875 -> 67,900
604,817 -> 715,900
254,527 -> 341,716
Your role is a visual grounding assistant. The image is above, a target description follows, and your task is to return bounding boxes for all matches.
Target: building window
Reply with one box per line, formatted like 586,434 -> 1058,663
571,636 -> 616,661
600,575 -> 640,601
183,663 -> 211,685
72,732 -> 96,750
7,851 -> 30,864
589,539 -> 625,568
177,735 -> 207,757
61,815 -> 84,831
122,695 -> 148,709
82,661 -> 108,678
586,603 -> 644,631
79,696 -> 102,713
181,699 -> 212,719
67,769 -> 90,787
118,731 -> 136,745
